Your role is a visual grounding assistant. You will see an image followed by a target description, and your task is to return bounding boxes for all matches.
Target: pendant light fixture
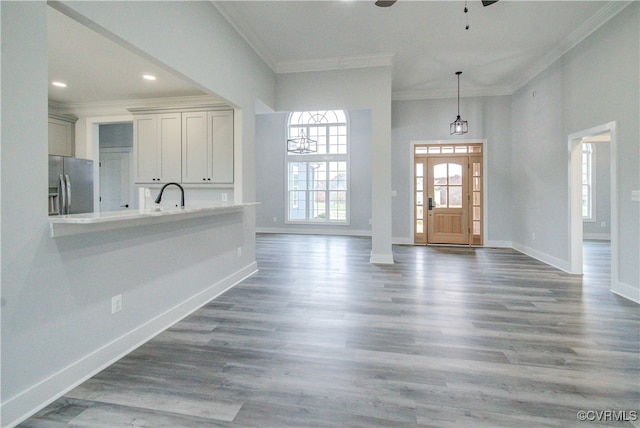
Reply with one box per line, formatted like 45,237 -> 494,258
287,129 -> 317,154
450,71 -> 468,135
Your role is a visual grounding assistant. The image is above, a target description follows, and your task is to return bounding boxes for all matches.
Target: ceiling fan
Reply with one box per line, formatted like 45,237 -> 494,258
375,0 -> 498,7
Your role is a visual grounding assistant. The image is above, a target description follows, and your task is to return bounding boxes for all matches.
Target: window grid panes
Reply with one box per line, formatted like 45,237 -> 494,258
415,160 -> 425,234
287,111 -> 349,223
582,143 -> 593,219
416,144 -> 482,155
472,161 -> 482,237
433,163 -> 463,208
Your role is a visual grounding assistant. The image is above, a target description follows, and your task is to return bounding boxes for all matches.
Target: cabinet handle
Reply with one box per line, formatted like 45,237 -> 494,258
207,178 -> 211,181
203,178 -> 206,181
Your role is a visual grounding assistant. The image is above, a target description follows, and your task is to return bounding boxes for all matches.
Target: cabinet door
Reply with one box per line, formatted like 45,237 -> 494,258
134,115 -> 158,183
181,112 -> 209,183
157,113 -> 182,183
48,118 -> 73,156
209,110 -> 234,184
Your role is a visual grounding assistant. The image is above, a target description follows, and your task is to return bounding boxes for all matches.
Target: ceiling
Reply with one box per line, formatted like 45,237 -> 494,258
48,1 -> 628,106
47,6 -> 207,105
215,0 -> 624,99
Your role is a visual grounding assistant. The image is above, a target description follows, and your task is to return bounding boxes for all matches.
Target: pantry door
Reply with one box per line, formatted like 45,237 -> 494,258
426,157 -> 468,244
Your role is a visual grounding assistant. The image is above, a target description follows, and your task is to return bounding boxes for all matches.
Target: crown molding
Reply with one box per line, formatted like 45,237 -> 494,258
509,1 -> 632,93
217,0 -> 629,101
212,1 -> 279,72
49,95 -> 227,117
393,86 -> 513,101
212,2 -> 395,75
277,53 -> 396,74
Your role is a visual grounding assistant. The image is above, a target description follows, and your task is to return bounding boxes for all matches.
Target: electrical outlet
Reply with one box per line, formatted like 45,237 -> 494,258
273,217 -> 278,223
632,190 -> 640,202
111,294 -> 122,314
601,221 -> 606,228
222,193 -> 228,202
532,232 -> 536,240
237,247 -> 242,257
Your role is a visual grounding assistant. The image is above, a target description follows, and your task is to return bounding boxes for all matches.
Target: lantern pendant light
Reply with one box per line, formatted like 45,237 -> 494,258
450,71 -> 468,135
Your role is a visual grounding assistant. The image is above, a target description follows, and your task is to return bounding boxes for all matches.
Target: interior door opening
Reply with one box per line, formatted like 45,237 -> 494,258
414,143 -> 483,246
569,123 -> 616,291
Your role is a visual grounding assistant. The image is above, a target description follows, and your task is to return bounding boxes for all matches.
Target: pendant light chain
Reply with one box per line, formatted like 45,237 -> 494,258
464,1 -> 470,30
450,71 -> 468,135
457,72 -> 461,116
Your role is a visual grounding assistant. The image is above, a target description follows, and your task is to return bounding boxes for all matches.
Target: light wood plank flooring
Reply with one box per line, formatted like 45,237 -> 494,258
21,237 -> 639,427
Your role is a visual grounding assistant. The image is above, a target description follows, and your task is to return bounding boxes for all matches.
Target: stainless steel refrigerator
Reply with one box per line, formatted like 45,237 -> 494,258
48,156 -> 94,215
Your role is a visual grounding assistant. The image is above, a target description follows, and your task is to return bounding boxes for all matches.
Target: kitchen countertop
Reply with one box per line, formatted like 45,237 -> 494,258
48,203 -> 258,237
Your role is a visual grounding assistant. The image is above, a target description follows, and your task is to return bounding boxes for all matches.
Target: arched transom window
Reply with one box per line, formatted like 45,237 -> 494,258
286,110 -> 349,223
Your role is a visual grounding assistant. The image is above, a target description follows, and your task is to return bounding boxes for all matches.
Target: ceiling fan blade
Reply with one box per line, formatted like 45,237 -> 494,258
375,0 -> 397,7
481,0 -> 499,6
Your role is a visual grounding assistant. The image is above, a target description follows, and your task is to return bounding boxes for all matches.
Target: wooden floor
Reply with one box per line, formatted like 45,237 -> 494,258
21,237 -> 639,427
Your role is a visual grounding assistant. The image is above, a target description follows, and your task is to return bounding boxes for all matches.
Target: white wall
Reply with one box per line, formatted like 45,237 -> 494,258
255,109 -> 372,235
277,66 -> 394,263
1,1 -> 275,426
390,96 -> 513,246
510,3 -> 639,298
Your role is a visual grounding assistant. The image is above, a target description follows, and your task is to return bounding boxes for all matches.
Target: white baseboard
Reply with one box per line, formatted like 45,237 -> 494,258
370,251 -> 394,264
484,240 -> 513,248
2,262 -> 258,428
256,226 -> 371,237
392,237 -> 414,245
611,280 -> 640,304
511,242 -> 571,273
583,233 -> 611,241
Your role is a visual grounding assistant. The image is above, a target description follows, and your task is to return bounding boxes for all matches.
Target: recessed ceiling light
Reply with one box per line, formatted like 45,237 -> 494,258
142,74 -> 157,81
52,81 -> 67,88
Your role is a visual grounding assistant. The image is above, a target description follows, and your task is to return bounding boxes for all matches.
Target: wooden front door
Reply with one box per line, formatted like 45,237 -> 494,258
414,144 -> 483,246
427,157 -> 468,244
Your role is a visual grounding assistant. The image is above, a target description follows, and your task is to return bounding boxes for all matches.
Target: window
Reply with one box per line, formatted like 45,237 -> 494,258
287,110 -> 349,223
582,143 -> 594,220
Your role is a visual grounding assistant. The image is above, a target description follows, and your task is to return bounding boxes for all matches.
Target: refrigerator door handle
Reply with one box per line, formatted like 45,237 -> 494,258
65,174 -> 71,214
59,174 -> 67,215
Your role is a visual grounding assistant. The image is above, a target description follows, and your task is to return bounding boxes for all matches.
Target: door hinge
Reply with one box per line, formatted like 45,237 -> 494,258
99,162 -> 102,167
99,196 -> 102,202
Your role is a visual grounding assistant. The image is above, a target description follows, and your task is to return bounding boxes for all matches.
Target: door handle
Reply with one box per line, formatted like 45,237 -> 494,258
65,174 -> 71,214
428,197 -> 435,210
120,204 -> 129,208
59,175 -> 67,214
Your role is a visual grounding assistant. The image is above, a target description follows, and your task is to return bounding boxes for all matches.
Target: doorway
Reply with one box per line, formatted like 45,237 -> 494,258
568,122 -> 617,290
98,122 -> 135,212
414,143 -> 483,245
99,148 -> 133,211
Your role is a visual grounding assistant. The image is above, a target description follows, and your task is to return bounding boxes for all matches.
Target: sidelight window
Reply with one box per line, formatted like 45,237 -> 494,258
582,143 -> 594,220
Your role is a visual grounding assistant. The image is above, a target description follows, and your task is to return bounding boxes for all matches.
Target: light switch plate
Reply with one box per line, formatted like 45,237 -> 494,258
632,190 -> 640,202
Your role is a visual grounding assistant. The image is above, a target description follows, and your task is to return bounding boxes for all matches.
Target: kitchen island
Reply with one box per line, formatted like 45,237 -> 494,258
49,203 -> 258,238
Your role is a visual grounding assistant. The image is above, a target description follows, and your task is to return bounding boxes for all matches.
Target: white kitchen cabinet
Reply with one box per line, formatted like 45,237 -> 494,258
181,112 -> 209,183
133,113 -> 182,184
48,114 -> 77,157
182,110 -> 234,184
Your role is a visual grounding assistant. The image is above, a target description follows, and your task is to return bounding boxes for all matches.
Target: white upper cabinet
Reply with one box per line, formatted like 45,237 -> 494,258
132,107 -> 233,186
48,114 -> 77,157
133,113 -> 182,184
181,112 -> 209,183
209,110 -> 234,184
182,110 -> 234,184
